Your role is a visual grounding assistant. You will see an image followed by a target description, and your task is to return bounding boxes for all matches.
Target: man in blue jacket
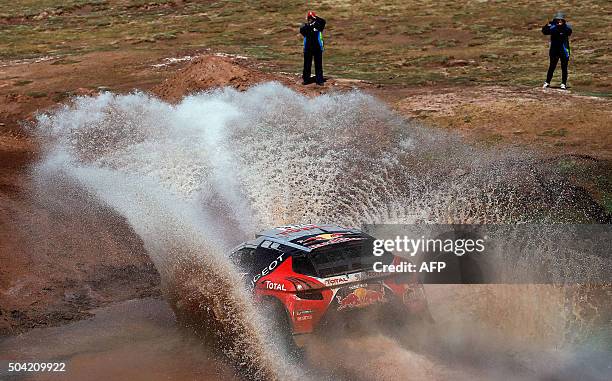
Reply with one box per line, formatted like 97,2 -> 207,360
300,11 -> 326,86
542,11 -> 572,90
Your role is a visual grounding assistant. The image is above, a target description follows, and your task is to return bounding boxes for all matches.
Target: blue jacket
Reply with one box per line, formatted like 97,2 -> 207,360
542,21 -> 572,58
300,17 -> 326,52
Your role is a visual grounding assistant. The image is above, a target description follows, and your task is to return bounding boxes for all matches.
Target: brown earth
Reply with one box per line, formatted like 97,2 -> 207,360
380,86 -> 612,160
0,51 -> 611,335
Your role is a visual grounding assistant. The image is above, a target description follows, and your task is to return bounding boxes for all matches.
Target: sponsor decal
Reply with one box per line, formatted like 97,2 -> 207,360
298,233 -> 345,245
296,309 -> 313,316
286,276 -> 319,291
276,224 -> 321,236
353,272 -> 384,281
297,315 -> 313,321
252,253 -> 286,287
264,280 -> 287,291
324,275 -> 351,286
308,237 -> 365,249
336,285 -> 386,311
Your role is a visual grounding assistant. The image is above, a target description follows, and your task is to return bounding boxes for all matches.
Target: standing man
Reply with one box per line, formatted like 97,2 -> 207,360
542,11 -> 572,90
300,11 -> 326,86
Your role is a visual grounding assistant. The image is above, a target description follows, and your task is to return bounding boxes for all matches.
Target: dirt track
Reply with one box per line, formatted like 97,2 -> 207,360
1,51 -> 611,337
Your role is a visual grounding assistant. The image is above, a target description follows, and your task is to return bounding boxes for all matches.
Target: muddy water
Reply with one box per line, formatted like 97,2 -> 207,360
303,284 -> 611,381
1,289 -> 610,381
0,298 -> 239,381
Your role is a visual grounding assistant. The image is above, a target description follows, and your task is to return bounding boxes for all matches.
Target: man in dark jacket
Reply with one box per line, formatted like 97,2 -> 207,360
300,11 -> 326,86
542,11 -> 572,89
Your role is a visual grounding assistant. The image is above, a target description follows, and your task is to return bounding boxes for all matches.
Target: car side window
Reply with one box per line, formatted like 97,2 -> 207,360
292,256 -> 317,276
234,248 -> 256,272
253,247 -> 284,272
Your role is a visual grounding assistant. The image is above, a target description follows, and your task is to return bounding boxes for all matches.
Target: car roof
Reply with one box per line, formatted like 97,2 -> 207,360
231,224 -> 363,254
257,224 -> 361,241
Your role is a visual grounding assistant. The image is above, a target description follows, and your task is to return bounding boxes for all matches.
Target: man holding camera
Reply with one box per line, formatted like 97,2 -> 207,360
542,11 -> 572,90
300,11 -> 326,86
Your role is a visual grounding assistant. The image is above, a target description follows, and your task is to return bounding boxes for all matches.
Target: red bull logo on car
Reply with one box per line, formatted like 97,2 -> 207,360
336,286 -> 386,311
309,236 -> 364,249
299,233 -> 345,244
298,232 -> 366,249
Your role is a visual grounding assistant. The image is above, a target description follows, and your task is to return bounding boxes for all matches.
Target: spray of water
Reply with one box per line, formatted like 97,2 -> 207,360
33,82 -> 608,380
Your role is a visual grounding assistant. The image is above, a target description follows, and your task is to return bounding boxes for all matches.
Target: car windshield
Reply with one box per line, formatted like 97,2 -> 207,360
292,238 -> 393,278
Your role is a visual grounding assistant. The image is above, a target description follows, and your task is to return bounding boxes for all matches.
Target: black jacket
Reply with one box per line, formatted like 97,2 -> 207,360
300,17 -> 326,52
542,21 -> 572,58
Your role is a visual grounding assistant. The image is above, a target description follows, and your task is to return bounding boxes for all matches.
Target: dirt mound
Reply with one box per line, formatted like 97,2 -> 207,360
151,54 -> 369,102
152,55 -> 276,102
0,177 -> 160,335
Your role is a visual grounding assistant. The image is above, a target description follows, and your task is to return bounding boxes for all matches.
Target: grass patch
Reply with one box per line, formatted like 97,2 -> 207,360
152,32 -> 177,41
14,79 -> 33,86
557,159 -> 578,173
480,133 -> 504,146
538,128 -> 568,137
0,0 -> 610,92
51,91 -> 73,102
26,91 -> 47,98
578,91 -> 612,98
602,193 -> 612,214
50,58 -> 81,65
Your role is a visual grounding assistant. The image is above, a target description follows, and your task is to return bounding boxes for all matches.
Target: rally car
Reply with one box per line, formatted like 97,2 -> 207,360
230,224 -> 431,350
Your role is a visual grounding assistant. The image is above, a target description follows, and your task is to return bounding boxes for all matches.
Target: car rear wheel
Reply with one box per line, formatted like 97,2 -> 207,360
263,299 -> 303,359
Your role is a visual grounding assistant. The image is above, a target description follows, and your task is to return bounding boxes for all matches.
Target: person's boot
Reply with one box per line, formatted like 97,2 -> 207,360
542,82 -> 550,88
560,83 -> 566,90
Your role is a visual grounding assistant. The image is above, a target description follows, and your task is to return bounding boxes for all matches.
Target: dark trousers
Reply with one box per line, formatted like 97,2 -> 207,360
546,54 -> 569,85
303,49 -> 323,84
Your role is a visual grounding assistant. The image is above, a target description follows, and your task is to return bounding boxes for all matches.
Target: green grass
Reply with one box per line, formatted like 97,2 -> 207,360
480,133 -> 504,146
538,128 -> 568,137
602,194 -> 612,214
0,0 -> 610,92
558,158 -> 579,173
554,158 -> 612,218
50,58 -> 80,65
0,0 -> 106,18
14,79 -> 33,86
26,91 -> 47,98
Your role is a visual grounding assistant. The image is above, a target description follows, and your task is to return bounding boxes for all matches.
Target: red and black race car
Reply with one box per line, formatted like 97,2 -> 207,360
231,224 -> 431,350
